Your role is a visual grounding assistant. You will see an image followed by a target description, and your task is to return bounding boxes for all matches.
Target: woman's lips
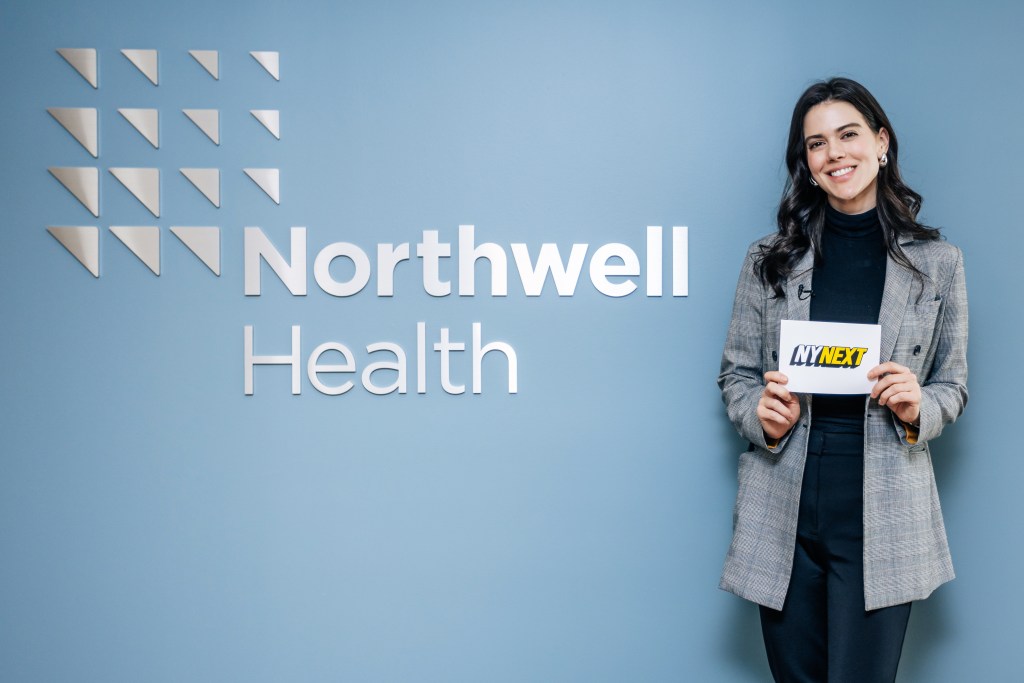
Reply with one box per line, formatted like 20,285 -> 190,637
828,165 -> 855,180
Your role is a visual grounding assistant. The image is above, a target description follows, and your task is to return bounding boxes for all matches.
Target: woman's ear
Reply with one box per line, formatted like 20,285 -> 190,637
878,127 -> 890,156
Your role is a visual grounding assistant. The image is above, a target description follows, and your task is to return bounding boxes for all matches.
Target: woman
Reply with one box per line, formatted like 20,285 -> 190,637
718,77 -> 968,682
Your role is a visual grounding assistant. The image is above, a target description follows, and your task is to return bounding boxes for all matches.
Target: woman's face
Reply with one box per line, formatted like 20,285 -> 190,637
803,100 -> 889,214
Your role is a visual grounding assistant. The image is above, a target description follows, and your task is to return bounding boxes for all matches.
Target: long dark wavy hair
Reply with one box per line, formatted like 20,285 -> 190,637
756,77 -> 940,297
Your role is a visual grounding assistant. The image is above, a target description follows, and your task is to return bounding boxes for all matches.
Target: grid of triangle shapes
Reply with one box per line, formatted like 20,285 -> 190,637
48,49 -> 282,278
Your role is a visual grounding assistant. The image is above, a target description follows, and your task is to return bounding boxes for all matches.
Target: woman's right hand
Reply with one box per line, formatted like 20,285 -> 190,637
758,371 -> 801,441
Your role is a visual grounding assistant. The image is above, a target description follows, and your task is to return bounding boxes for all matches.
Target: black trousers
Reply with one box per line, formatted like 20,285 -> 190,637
759,422 -> 912,683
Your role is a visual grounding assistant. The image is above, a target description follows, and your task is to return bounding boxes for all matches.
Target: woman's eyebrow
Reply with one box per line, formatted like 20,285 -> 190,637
804,122 -> 863,142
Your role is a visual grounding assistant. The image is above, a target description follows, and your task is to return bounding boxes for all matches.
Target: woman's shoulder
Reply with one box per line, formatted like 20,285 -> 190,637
902,235 -> 964,268
901,236 -> 965,294
742,232 -> 784,260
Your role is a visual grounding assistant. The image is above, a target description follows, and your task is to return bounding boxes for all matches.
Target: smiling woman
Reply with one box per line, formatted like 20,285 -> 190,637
803,100 -> 890,215
717,77 -> 969,683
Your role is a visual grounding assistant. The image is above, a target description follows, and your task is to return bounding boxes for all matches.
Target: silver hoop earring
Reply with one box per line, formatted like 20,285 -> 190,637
810,177 -> 818,187
879,153 -> 888,167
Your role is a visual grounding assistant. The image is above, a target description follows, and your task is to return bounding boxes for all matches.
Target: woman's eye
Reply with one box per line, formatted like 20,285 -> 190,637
808,141 -> 823,150
842,131 -> 858,139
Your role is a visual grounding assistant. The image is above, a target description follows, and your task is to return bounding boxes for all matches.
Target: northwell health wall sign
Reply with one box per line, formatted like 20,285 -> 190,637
44,47 -> 689,397
241,224 -> 689,396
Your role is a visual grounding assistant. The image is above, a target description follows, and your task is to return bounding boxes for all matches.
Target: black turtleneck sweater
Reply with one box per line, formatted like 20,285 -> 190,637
809,204 -> 886,425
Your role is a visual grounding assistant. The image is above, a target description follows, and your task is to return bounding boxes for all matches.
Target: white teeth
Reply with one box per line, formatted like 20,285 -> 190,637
830,166 -> 854,177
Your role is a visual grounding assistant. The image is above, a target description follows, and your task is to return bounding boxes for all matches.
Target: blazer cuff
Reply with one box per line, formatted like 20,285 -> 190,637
754,416 -> 793,453
746,396 -> 800,453
899,420 -> 920,445
891,392 -> 943,445
891,408 -> 926,446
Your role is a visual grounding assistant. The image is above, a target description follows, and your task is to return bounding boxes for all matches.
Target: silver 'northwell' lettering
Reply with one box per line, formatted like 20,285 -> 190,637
242,225 -> 688,298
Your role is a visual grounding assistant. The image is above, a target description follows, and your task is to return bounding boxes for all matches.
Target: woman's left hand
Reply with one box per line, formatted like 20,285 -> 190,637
867,361 -> 921,425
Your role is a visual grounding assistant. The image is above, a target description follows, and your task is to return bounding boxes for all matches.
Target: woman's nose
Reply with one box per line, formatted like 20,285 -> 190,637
828,142 -> 846,161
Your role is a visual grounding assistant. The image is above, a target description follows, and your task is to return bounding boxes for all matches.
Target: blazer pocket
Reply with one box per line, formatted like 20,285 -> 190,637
909,298 -> 941,328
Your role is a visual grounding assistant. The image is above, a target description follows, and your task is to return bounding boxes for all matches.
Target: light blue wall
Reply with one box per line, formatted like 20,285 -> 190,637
1,1 -> 1020,680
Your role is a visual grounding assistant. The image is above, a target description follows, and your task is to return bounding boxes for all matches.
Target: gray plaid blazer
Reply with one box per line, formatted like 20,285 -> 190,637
718,233 -> 968,611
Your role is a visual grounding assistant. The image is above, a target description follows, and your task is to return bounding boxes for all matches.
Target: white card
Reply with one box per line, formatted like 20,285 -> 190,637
778,320 -> 881,394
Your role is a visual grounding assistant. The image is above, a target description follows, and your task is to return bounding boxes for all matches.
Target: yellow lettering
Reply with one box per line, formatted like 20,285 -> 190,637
817,346 -> 835,365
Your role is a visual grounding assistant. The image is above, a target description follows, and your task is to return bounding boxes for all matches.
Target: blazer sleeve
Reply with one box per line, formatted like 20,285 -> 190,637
718,242 -> 793,453
895,245 -> 969,445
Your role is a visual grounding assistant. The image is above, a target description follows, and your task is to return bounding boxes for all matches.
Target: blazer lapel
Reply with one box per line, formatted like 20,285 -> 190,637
782,237 -> 914,361
785,249 -> 815,322
877,237 -> 915,362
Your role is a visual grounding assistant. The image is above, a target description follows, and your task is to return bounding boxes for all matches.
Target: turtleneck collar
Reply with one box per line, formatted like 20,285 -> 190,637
825,203 -> 881,238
